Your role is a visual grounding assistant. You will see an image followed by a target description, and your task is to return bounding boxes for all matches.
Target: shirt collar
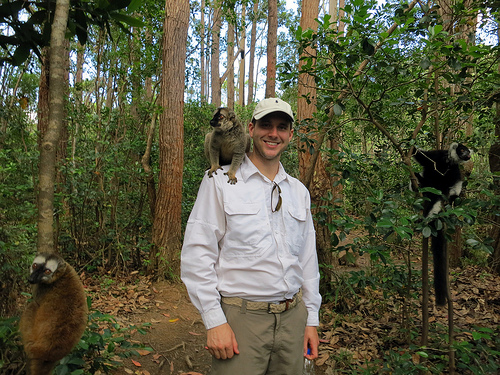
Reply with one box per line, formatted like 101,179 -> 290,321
241,154 -> 289,184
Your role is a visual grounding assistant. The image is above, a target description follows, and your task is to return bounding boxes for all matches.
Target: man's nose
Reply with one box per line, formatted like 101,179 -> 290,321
268,126 -> 278,137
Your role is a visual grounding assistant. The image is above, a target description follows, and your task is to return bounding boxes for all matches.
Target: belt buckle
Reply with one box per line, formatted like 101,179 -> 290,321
268,297 -> 294,314
268,302 -> 283,314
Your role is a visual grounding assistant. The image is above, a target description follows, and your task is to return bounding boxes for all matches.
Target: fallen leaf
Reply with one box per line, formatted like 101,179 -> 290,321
131,359 -> 142,367
136,349 -> 151,356
169,318 -> 179,323
189,331 -> 202,336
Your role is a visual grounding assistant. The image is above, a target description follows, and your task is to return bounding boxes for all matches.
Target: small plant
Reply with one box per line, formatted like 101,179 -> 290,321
0,317 -> 23,375
53,306 -> 152,375
453,326 -> 500,374
0,307 -> 151,375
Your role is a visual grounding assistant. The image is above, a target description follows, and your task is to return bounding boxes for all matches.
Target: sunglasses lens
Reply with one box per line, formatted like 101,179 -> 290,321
272,183 -> 281,212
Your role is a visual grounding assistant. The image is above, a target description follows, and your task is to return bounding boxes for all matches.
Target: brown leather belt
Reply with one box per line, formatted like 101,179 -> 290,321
221,289 -> 302,314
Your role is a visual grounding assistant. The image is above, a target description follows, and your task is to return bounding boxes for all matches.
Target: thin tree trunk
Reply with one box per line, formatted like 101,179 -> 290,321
211,6 -> 222,106
37,0 -> 70,253
227,19 -> 235,109
149,0 -> 189,278
247,0 -> 258,104
489,22 -> 500,274
265,0 -> 277,98
238,5 -> 246,107
201,0 -> 206,102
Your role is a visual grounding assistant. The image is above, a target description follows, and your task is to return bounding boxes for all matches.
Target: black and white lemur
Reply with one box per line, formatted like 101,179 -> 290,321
412,142 -> 471,305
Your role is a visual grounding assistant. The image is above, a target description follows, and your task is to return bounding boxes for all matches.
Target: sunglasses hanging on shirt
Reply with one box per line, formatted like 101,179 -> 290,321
271,182 -> 282,212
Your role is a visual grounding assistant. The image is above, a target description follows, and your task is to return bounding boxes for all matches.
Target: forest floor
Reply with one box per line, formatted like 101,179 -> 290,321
84,254 -> 500,375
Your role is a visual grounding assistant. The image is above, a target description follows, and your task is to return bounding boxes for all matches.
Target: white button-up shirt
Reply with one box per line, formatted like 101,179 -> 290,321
181,155 -> 321,330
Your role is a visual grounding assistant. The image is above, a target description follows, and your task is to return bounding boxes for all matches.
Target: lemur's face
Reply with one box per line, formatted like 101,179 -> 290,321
29,253 -> 65,284
456,144 -> 471,162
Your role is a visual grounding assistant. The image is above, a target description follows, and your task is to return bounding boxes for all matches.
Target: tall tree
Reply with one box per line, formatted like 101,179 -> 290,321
265,0 -> 277,98
201,0 -> 207,102
238,4 -> 246,107
296,0 -> 336,274
149,0 -> 189,278
37,0 -> 70,253
247,0 -> 259,104
211,5 -> 222,106
489,23 -> 500,275
227,16 -> 236,108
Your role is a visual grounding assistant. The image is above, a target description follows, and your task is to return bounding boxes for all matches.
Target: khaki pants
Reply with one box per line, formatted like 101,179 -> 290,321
210,300 -> 308,375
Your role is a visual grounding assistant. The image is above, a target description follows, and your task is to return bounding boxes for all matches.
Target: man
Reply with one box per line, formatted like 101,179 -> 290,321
181,98 -> 321,374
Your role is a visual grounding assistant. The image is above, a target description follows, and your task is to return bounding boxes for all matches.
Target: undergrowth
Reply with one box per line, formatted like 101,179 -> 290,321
0,301 -> 152,375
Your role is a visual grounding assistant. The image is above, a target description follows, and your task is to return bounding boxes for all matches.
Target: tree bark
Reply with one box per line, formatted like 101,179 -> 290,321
37,0 -> 70,254
238,5 -> 246,107
227,18 -> 235,109
247,0 -> 258,104
148,0 -> 189,278
200,0 -> 207,102
211,6 -> 222,106
265,0 -> 277,98
489,22 -> 500,274
297,0 -> 336,274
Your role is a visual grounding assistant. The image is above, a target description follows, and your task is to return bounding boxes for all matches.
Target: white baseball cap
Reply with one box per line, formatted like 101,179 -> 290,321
252,98 -> 294,122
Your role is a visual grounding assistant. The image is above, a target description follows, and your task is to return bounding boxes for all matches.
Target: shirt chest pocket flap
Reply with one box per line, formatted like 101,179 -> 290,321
223,202 -> 271,256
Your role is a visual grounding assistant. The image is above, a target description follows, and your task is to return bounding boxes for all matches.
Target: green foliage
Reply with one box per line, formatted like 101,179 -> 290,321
0,317 -> 22,374
0,0 -> 144,66
53,306 -> 152,375
454,326 -> 500,374
0,305 -> 151,375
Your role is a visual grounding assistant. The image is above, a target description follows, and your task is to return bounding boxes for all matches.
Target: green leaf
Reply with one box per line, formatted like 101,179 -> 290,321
422,226 -> 432,238
420,57 -> 431,70
110,13 -> 146,27
333,103 -> 343,116
127,0 -> 143,13
12,44 -> 31,66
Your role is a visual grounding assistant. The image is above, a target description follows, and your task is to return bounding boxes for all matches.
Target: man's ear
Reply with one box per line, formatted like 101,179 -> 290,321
248,122 -> 254,136
288,128 -> 294,141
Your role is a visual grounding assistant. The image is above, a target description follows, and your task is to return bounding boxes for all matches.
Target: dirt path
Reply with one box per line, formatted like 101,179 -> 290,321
102,279 -> 211,375
94,263 -> 500,375
99,279 -> 325,375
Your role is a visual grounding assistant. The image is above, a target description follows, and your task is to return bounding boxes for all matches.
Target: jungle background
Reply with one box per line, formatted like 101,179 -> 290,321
1,0 -> 500,374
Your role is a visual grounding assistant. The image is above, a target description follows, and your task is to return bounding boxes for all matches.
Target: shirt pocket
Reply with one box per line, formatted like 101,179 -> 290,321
285,206 -> 308,256
222,202 -> 272,257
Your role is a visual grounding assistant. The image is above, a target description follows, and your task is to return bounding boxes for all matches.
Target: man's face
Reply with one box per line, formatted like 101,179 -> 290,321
249,114 -> 293,162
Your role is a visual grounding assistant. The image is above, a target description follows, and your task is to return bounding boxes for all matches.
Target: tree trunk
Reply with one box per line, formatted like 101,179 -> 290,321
247,0 -> 258,104
489,23 -> 500,274
148,0 -> 189,279
238,5 -> 246,107
265,0 -> 277,98
297,0 -> 336,274
200,0 -> 207,102
211,6 -> 222,106
227,18 -> 235,109
37,0 -> 70,254
436,0 -> 477,266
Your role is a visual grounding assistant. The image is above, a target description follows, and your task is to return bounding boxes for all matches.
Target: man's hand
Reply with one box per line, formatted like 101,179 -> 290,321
303,325 -> 319,359
206,323 -> 239,359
